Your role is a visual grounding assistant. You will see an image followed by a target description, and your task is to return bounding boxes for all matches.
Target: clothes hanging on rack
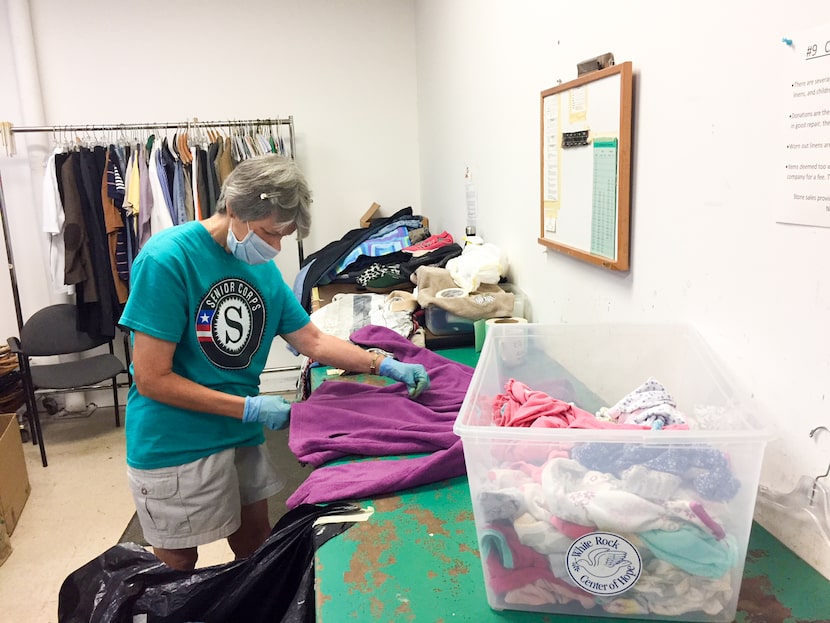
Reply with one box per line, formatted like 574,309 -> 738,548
34,121 -> 293,337
0,117 -> 295,339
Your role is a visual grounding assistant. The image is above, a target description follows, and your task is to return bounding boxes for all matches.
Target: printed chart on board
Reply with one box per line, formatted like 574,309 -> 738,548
779,24 -> 830,227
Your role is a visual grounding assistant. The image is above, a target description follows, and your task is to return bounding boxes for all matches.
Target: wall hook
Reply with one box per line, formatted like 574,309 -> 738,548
810,426 -> 829,439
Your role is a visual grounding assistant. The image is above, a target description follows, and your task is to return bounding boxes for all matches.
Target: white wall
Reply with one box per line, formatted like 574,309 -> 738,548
415,0 -> 830,574
0,0 -> 421,386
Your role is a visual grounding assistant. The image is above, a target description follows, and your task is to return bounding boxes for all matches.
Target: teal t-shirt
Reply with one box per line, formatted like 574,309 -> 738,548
119,221 -> 310,469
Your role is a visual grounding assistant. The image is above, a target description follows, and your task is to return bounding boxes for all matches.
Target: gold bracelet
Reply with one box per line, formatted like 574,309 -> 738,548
369,352 -> 380,375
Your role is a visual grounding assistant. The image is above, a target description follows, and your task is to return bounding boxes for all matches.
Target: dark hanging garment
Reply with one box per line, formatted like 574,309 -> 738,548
196,147 -> 211,218
172,158 -> 188,225
206,138 -> 221,214
160,139 -> 176,212
59,153 -> 95,292
75,147 -> 119,338
107,146 -> 131,284
54,152 -> 69,206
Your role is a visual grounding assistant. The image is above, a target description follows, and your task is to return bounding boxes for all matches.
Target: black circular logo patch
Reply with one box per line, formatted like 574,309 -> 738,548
195,278 -> 266,369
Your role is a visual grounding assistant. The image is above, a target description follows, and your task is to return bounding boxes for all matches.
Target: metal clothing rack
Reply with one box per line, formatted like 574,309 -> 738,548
0,116 -> 301,335
7,116 -> 295,142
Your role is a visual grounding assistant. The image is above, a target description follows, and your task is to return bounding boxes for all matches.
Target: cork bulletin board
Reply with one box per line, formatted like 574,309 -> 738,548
539,61 -> 633,271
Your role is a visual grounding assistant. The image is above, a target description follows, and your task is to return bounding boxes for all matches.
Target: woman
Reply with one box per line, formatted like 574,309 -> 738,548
119,154 -> 428,570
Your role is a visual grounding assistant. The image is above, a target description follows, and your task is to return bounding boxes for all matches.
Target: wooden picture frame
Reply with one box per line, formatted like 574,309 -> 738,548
538,61 -> 633,271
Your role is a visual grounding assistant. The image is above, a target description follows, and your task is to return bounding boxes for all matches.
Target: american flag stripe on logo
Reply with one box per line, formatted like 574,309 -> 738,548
196,309 -> 214,343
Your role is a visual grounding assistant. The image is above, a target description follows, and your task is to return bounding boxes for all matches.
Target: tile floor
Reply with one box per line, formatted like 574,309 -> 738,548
0,408 -> 236,622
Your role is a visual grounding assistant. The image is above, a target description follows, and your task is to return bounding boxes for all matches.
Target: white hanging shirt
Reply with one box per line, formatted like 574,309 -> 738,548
41,146 -> 74,295
148,139 -> 175,236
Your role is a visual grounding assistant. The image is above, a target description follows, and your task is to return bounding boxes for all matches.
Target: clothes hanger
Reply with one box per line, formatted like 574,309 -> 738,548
244,123 -> 259,157
77,126 -> 86,148
233,124 -> 246,161
251,121 -> 264,155
256,120 -> 273,154
266,121 -> 276,154
196,122 -> 208,150
170,130 -> 180,161
178,123 -> 192,165
276,119 -> 286,157
756,426 -> 830,548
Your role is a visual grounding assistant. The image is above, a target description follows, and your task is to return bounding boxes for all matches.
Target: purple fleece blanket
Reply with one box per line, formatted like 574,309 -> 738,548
286,325 -> 474,507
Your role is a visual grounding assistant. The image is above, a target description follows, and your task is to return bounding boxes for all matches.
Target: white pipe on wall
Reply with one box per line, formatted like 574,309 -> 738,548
5,0 -> 51,307
7,0 -> 86,411
7,0 -> 45,131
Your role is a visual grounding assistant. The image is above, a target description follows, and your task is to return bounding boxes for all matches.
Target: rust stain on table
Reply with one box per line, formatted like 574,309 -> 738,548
737,576 -> 793,623
341,495 -> 404,614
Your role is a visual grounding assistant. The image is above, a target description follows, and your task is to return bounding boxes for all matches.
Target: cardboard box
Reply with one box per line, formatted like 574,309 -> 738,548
359,202 -> 382,228
359,202 -> 429,229
0,517 -> 11,566
0,413 -> 30,536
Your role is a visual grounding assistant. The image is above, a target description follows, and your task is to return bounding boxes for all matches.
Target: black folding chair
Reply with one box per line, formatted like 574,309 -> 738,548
7,304 -> 131,467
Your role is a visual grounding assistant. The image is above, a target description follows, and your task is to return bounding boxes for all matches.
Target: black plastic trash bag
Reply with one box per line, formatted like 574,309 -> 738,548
58,502 -> 358,623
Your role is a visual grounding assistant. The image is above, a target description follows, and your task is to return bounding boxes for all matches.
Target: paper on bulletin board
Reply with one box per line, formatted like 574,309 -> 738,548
778,24 -> 830,227
543,94 -> 561,233
591,138 -> 618,259
569,87 -> 588,123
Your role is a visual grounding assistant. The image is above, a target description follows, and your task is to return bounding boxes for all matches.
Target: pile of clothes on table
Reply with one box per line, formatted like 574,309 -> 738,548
293,206 -> 514,345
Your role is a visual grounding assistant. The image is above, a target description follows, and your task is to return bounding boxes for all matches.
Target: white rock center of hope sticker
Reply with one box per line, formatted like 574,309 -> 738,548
566,531 -> 642,596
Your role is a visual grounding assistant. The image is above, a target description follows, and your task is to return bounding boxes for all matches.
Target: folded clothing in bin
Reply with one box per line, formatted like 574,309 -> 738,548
454,323 -> 770,622
475,414 -> 744,617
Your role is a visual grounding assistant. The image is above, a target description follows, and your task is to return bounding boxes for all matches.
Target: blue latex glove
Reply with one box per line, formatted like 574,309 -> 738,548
379,357 -> 430,398
243,395 -> 291,430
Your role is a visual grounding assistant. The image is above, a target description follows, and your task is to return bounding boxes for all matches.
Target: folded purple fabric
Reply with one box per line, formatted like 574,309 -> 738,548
287,325 -> 474,507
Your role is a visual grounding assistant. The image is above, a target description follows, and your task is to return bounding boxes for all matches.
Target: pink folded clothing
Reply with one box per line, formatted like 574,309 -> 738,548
493,379 -> 688,431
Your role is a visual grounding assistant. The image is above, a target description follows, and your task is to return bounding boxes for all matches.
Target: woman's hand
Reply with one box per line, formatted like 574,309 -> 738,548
243,395 -> 292,429
379,358 -> 430,398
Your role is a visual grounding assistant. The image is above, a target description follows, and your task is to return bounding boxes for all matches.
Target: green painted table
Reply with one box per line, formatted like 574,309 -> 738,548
310,349 -> 830,623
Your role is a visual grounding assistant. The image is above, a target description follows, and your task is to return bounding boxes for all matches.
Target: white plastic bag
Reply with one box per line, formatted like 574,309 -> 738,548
446,242 -> 508,293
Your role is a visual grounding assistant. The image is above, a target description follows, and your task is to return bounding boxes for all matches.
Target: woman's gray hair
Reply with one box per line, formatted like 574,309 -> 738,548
216,154 -> 312,239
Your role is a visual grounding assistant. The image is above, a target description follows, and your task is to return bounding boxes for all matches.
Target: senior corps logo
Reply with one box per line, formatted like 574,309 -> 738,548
566,532 -> 642,596
195,278 -> 265,369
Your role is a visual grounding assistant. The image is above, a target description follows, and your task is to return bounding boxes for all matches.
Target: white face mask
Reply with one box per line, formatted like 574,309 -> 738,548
226,221 -> 279,265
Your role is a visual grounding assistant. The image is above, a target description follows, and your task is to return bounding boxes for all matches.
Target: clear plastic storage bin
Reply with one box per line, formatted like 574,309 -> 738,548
454,323 -> 770,622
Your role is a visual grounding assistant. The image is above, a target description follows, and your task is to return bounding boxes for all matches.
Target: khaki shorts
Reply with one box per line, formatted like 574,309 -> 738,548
127,444 -> 285,549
